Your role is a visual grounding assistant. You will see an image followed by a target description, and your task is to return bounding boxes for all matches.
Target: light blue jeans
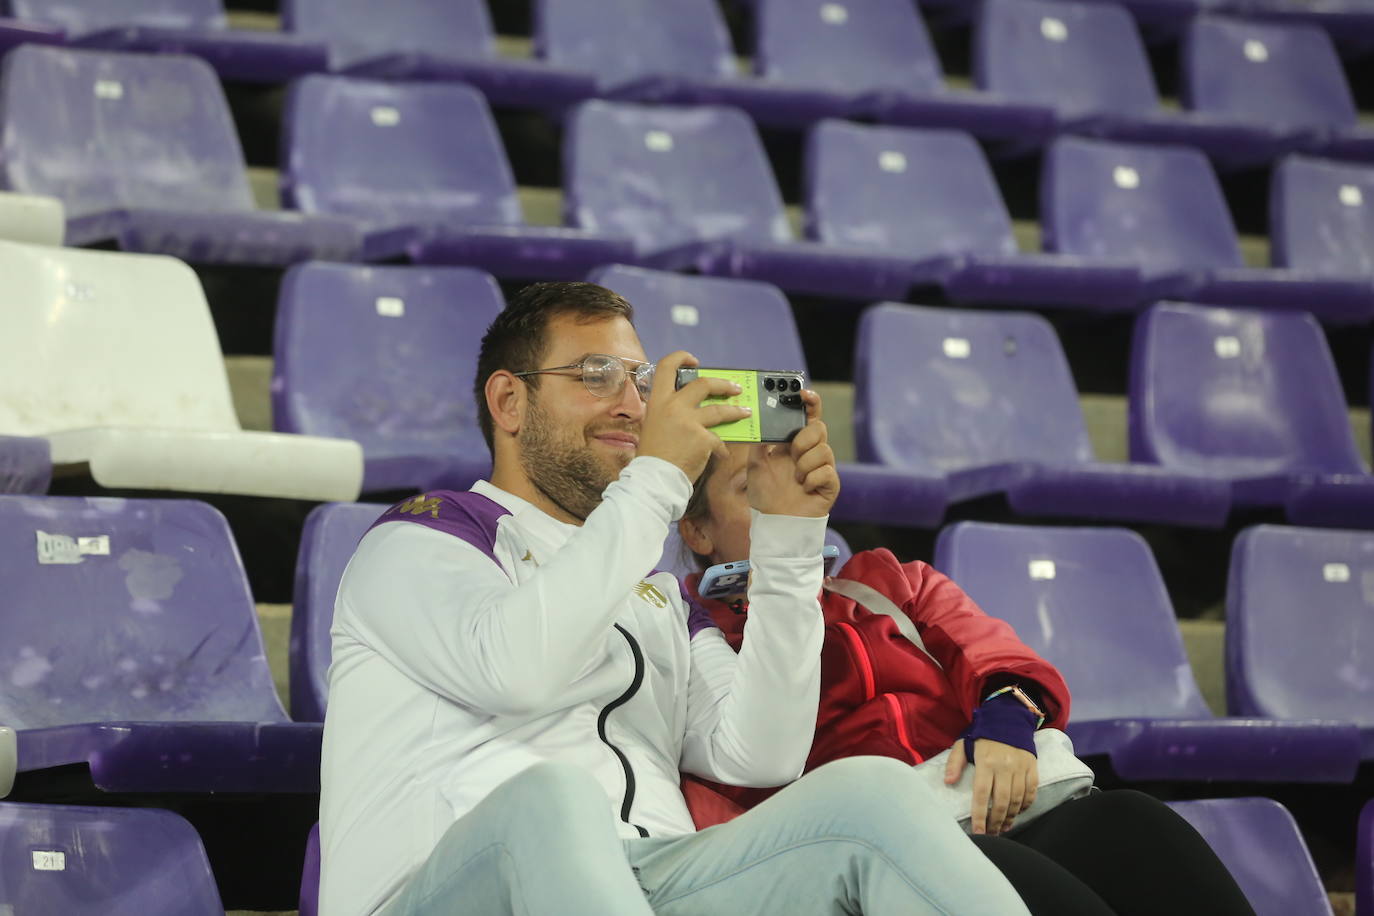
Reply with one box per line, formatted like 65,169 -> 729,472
378,756 -> 1030,916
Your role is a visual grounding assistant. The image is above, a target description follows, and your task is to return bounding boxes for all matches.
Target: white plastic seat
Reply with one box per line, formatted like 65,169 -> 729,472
0,190 -> 63,245
0,240 -> 363,500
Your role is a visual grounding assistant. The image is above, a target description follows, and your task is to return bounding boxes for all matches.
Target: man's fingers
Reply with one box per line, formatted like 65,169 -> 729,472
944,741 -> 967,785
801,388 -> 824,423
794,443 -> 835,481
800,465 -> 839,497
678,375 -> 743,405
696,403 -> 752,429
650,350 -> 696,403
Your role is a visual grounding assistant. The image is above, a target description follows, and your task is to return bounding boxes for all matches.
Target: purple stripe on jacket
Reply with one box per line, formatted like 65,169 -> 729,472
368,490 -> 509,564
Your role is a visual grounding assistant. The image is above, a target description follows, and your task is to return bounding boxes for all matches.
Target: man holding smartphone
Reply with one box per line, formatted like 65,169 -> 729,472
317,282 -> 1031,916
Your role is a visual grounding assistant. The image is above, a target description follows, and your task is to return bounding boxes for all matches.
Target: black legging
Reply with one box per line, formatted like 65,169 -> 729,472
970,790 -> 1257,916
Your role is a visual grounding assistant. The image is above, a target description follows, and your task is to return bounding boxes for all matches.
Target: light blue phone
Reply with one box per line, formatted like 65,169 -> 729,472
698,545 -> 841,602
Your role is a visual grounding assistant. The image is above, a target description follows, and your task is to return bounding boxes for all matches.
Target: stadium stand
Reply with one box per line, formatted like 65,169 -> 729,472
281,0 -> 595,108
976,0 -> 1303,169
281,76 -> 633,274
588,264 -> 950,527
853,302 -> 1234,526
1043,136 -> 1374,323
0,240 -> 363,501
1167,798 -> 1335,916
1183,16 -> 1374,164
0,45 -> 361,265
272,262 -> 501,494
0,190 -> 62,245
1130,301 -> 1374,527
935,521 -> 1362,782
1226,525 -> 1374,759
8,0 -> 327,82
0,15 -> 63,53
704,120 -> 1145,306
0,494 -> 321,794
0,802 -> 226,914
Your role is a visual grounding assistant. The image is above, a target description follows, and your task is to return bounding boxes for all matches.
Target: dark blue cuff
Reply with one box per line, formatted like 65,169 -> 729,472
960,693 -> 1038,763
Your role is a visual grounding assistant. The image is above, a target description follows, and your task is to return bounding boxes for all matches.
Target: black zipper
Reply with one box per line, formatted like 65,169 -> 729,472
600,624 -> 649,838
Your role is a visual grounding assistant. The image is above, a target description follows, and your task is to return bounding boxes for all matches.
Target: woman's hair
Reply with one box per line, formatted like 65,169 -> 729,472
680,453 -> 720,571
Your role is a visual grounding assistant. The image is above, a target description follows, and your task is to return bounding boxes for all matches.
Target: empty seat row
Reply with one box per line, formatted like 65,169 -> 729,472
3,0 -> 1371,172
5,41 -> 1374,326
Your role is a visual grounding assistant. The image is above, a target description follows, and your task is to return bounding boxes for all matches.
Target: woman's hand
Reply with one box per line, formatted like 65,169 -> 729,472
746,389 -> 839,518
944,738 -> 1038,835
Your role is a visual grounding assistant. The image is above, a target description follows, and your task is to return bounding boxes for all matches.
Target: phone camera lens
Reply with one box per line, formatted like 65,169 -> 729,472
789,378 -> 801,392
764,377 -> 775,391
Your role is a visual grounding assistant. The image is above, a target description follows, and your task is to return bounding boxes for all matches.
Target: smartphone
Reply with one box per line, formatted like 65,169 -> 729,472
675,367 -> 808,443
698,545 -> 841,602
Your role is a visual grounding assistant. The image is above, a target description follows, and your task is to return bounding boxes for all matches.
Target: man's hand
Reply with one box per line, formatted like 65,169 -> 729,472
944,738 -> 1038,835
639,351 -> 752,483
746,390 -> 839,518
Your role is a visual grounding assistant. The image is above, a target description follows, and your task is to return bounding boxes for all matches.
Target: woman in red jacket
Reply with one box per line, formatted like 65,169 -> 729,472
677,432 -> 1255,916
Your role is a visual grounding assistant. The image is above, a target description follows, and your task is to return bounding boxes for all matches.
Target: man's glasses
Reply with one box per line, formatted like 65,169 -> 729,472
513,354 -> 655,401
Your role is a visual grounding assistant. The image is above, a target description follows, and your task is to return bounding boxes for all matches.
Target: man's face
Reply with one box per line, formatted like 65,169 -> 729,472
517,314 -> 649,522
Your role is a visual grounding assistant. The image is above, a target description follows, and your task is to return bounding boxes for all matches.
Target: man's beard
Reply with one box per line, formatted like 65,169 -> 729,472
519,394 -> 637,522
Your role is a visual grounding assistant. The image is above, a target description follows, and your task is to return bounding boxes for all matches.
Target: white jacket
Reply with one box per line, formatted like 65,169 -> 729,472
318,456 -> 826,916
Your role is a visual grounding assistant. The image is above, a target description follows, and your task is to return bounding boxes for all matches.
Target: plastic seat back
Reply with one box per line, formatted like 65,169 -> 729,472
282,76 -> 521,228
282,0 -> 494,70
535,0 -> 734,88
565,101 -> 791,253
806,120 -> 1017,259
1042,136 -> 1243,273
9,0 -> 225,33
1184,16 -> 1356,133
0,494 -> 287,728
935,521 -> 1214,721
853,302 -> 1094,471
754,0 -> 943,94
0,241 -> 240,437
1130,301 -> 1364,476
1270,155 -> 1374,275
589,264 -> 806,369
0,803 -> 224,915
975,0 -> 1158,118
1227,525 -> 1374,728
0,45 -> 253,218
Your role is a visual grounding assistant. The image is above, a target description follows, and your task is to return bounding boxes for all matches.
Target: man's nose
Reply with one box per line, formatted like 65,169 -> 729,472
612,375 -> 647,420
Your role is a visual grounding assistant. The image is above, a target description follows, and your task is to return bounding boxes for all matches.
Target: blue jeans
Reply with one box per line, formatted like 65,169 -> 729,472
379,757 -> 1030,916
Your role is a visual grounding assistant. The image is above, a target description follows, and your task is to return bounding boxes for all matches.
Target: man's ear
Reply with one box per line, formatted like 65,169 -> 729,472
678,515 -> 714,560
486,371 -> 524,437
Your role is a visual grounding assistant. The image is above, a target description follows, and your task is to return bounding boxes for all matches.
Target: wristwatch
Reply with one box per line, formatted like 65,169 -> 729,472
983,684 -> 1046,729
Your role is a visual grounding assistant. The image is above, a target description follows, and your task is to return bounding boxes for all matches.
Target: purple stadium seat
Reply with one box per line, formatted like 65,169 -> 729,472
1166,798 -> 1333,916
272,263 -> 499,496
281,0 -> 595,109
587,264 -> 949,527
300,821 -> 321,916
0,46 -> 359,265
0,16 -> 64,54
0,803 -> 224,914
934,521 -> 1361,782
1184,16 -> 1374,164
1271,156 -> 1374,288
1227,525 -> 1374,759
281,76 -> 631,276
1131,301 -> 1374,524
976,0 -> 1303,169
854,302 -> 1232,526
290,502 -> 386,722
1360,798 -> 1374,916
706,121 -> 1144,306
751,0 -> 1054,142
10,0 -> 326,83
1043,137 -> 1374,323
0,494 -> 322,793
0,436 -> 49,495
565,101 -> 792,268
1236,0 -> 1374,60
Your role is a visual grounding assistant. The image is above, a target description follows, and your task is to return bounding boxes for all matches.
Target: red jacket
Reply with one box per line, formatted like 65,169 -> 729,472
683,547 -> 1072,820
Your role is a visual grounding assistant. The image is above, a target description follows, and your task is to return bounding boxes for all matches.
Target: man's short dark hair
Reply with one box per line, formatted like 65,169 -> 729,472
474,281 -> 636,452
